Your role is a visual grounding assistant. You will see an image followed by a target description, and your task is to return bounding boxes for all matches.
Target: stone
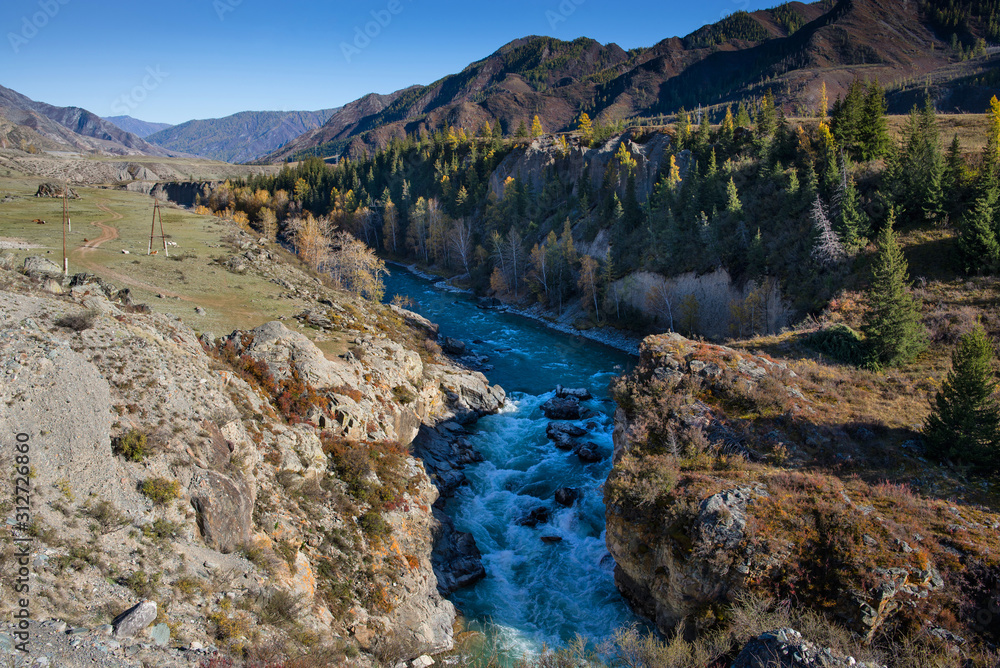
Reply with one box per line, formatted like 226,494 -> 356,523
35,182 -> 80,199
149,623 -> 170,646
517,506 -> 551,527
575,443 -> 603,463
554,488 -> 580,506
189,469 -> 254,553
412,655 -> 435,667
93,624 -> 112,636
555,385 -> 592,401
432,510 -> 486,594
441,337 -> 467,355
23,256 -> 63,278
731,628 -> 885,668
541,535 -> 563,543
112,600 -> 157,638
541,396 -> 580,420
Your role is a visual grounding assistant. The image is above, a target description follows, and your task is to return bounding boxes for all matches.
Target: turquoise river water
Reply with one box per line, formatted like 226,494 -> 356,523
383,268 -> 646,655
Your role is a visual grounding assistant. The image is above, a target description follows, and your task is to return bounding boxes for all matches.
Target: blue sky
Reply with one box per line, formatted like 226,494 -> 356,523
1,0 -> 774,125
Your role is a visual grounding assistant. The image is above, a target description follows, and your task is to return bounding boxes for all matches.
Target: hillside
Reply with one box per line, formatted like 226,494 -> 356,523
0,84 -> 183,158
104,115 -> 174,139
145,109 -> 340,163
268,0 -> 1000,161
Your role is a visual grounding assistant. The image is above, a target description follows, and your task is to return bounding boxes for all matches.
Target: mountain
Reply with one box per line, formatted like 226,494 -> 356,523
144,109 -> 340,163
0,84 -> 183,157
103,115 -> 174,139
268,0 -> 1000,161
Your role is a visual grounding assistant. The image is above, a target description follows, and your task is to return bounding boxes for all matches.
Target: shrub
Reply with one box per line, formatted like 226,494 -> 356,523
140,477 -> 181,504
392,385 -> 416,405
120,570 -> 161,598
113,429 -> 148,462
55,310 -> 98,332
358,510 -> 391,543
257,588 -> 303,625
806,324 -> 866,366
80,500 -> 127,530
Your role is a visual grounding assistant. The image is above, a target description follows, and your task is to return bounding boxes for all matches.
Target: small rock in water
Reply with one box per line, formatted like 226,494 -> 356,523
556,385 -> 592,401
517,507 -> 551,527
575,443 -> 603,463
541,536 -> 563,544
554,488 -> 580,506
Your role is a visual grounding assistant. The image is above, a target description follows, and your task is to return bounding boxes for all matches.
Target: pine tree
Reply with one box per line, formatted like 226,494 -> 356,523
924,323 -> 1000,470
862,213 -> 927,368
818,81 -> 829,120
515,120 -> 528,138
958,186 -> 1000,274
735,102 -> 752,129
943,134 -> 964,202
721,105 -> 735,146
987,95 -> 1000,171
860,81 -> 891,161
725,177 -> 742,214
832,155 -> 867,247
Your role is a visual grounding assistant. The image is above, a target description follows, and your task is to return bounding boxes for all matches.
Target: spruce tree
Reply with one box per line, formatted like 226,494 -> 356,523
924,324 -> 1000,470
862,213 -> 927,368
958,186 -> 1000,274
860,81 -> 891,161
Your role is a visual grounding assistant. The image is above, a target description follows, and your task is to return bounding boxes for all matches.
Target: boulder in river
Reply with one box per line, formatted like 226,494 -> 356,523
432,509 -> 486,594
517,506 -> 551,527
575,443 -> 603,463
554,488 -> 580,506
546,422 -> 587,449
541,536 -> 563,544
556,385 -> 592,401
542,396 -> 580,420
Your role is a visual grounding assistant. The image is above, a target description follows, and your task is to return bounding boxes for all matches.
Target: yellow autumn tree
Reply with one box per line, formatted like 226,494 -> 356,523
668,155 -> 682,189
987,95 -> 1000,168
578,113 -> 593,145
531,115 -> 543,138
818,81 -> 829,120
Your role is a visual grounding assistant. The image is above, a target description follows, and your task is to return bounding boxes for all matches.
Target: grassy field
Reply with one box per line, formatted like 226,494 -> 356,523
0,174 -> 314,337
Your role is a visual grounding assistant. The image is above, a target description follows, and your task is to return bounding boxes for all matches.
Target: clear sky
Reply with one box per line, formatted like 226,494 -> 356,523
0,0 -> 774,125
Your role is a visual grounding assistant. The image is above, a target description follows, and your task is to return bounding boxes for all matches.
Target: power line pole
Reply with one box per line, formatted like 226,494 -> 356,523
62,179 -> 68,276
148,198 -> 168,256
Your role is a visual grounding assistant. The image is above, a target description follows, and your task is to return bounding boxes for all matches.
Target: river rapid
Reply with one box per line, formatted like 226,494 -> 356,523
383,268 -> 646,656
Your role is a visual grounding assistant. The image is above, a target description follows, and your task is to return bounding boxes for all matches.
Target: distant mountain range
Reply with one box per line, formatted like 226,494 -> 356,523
0,84 -> 182,157
2,0 -> 997,166
142,109 -> 340,163
104,115 -> 174,139
267,0 -> 1000,161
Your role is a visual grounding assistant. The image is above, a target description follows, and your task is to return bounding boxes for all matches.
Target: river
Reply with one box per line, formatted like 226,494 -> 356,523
383,268 -> 646,656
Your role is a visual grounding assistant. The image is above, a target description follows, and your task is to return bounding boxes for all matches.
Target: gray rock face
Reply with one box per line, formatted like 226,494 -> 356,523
731,628 -> 886,668
148,623 -> 170,646
542,396 -> 581,420
189,469 -> 254,553
547,422 -> 587,451
441,337 -> 466,356
432,510 -> 486,595
111,601 -> 156,638
23,256 -> 63,277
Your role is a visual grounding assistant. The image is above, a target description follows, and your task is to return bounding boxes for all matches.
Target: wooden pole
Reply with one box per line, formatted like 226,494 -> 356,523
148,200 -> 156,255
158,201 -> 168,257
62,181 -> 68,276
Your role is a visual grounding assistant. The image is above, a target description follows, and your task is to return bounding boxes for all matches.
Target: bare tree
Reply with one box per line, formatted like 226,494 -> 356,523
811,196 -> 845,267
449,219 -> 473,276
646,281 -> 675,332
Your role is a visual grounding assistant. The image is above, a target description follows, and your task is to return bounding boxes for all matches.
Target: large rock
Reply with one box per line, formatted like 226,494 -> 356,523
23,256 -> 63,278
556,385 -> 592,401
112,601 -> 157,638
432,510 -> 486,594
35,182 -> 80,199
189,469 -> 254,553
227,321 -> 355,389
554,488 -> 580,506
541,396 -> 580,420
731,628 -> 886,668
441,337 -> 466,356
547,422 -> 587,450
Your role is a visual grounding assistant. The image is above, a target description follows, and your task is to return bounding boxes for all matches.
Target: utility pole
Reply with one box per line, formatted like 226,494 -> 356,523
148,198 -> 168,256
62,179 -> 68,276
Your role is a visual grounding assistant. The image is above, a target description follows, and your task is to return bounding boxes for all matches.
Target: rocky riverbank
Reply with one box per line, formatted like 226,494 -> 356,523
0,247 -> 505,667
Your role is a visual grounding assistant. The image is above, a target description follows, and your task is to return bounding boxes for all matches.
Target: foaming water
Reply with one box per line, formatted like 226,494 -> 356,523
383,268 -> 645,655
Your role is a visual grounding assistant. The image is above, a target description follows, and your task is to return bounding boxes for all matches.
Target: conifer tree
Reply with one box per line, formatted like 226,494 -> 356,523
818,81 -> 828,120
531,115 -> 543,138
986,95 -> 1000,171
721,105 -> 735,146
958,186 -> 1000,274
515,120 -> 528,138
578,113 -> 593,146
862,213 -> 927,368
924,323 -> 1000,470
860,81 -> 891,161
735,102 -> 752,129
943,134 -> 964,201
725,177 -> 742,214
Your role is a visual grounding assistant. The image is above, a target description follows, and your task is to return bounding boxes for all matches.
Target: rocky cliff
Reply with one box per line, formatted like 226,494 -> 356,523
606,333 -> 1000,652
0,252 -> 503,666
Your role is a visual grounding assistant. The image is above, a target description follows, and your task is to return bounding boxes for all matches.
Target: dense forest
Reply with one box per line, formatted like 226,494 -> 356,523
203,88 -> 1000,345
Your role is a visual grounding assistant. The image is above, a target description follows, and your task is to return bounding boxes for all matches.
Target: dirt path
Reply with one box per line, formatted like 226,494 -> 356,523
76,202 -> 121,254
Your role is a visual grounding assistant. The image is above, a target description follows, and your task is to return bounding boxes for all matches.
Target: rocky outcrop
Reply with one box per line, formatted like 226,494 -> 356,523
542,396 -> 581,420
731,628 -> 886,668
189,469 -> 254,554
488,132 -> 674,205
35,182 -> 80,198
606,332 -> 990,642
